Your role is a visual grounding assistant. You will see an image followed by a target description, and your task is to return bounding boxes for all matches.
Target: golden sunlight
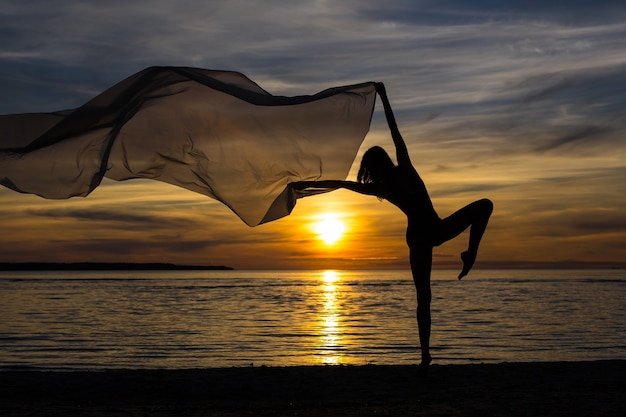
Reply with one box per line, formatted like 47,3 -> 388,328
313,214 -> 346,245
322,270 -> 339,284
319,270 -> 342,365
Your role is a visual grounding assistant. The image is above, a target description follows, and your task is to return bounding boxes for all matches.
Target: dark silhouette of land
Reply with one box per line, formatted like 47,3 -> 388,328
0,262 -> 233,271
1,361 -> 624,416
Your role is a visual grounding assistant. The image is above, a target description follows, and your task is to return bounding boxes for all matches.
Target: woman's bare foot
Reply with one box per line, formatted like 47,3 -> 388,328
419,353 -> 432,375
458,251 -> 476,280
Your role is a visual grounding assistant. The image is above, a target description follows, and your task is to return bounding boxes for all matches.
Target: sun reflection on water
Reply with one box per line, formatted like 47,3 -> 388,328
319,270 -> 343,364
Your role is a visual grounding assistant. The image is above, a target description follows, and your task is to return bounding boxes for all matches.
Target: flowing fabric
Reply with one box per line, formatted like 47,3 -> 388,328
1,67 -> 377,226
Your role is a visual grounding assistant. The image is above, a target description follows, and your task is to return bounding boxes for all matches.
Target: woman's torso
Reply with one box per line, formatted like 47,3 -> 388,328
383,166 -> 441,246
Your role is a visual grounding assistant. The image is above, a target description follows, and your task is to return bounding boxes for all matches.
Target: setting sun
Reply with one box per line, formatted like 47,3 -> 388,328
313,215 -> 346,245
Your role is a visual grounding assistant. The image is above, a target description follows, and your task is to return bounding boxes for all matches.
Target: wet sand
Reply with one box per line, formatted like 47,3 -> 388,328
1,361 -> 624,416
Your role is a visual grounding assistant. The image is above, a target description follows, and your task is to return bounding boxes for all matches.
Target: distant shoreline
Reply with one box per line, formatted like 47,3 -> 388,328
0,262 -> 233,271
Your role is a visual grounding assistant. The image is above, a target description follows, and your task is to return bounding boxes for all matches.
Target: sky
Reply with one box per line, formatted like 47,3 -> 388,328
1,0 -> 626,270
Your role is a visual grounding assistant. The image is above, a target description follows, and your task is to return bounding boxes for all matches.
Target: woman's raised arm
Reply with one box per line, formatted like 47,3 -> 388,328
375,83 -> 411,168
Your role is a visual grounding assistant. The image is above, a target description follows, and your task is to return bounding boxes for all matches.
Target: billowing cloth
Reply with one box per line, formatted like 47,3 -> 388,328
1,67 -> 377,226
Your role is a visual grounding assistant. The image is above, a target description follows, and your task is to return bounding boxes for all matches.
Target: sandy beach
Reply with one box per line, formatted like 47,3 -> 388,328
1,361 -> 624,416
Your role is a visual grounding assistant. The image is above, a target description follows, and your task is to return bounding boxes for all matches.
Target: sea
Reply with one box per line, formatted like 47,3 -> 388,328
1,269 -> 624,370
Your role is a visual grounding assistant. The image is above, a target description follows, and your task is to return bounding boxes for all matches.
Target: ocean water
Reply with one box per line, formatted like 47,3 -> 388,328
0,269 -> 624,370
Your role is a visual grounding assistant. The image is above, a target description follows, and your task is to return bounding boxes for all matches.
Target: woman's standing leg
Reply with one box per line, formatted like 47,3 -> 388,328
410,244 -> 433,371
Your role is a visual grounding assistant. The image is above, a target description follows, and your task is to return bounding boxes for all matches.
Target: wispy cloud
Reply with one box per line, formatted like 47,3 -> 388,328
24,208 -> 195,230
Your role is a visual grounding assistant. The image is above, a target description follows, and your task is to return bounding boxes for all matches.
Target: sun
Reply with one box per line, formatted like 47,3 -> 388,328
313,215 -> 346,245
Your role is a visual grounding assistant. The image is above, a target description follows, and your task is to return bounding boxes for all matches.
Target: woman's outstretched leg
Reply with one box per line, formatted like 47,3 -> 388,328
437,198 -> 493,279
410,245 -> 433,372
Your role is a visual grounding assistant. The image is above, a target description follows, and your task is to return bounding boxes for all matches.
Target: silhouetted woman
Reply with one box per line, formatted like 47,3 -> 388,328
292,83 -> 493,371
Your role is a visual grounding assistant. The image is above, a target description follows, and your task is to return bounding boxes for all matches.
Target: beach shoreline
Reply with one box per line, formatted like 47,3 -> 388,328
1,360 -> 624,416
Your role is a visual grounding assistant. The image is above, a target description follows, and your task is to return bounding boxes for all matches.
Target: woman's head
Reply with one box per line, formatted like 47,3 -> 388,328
357,146 -> 395,184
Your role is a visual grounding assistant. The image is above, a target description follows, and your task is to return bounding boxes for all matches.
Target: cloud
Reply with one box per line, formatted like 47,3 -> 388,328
363,1 -> 626,24
49,237 -> 220,258
534,126 -> 616,152
535,208 -> 626,238
24,207 -> 195,230
3,1 -> 626,116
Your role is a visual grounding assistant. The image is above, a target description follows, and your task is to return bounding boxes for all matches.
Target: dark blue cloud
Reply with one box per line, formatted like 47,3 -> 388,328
25,208 -> 195,230
54,237 -> 221,256
359,0 -> 626,25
